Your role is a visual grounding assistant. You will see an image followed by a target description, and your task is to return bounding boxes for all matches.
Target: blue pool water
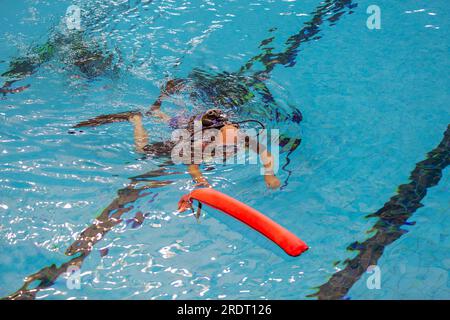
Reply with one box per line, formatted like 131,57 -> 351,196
0,0 -> 449,299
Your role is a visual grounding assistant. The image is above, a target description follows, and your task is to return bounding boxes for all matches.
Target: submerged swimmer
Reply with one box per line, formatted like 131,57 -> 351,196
1,30 -> 117,96
74,71 -> 302,153
73,74 -> 297,189
128,108 -> 282,189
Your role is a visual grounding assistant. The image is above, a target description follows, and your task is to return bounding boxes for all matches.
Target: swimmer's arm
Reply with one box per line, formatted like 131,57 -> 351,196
188,164 -> 211,187
130,114 -> 149,153
248,139 -> 281,189
147,79 -> 185,122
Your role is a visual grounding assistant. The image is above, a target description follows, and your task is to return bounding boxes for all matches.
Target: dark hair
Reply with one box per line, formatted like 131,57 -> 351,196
187,109 -> 233,134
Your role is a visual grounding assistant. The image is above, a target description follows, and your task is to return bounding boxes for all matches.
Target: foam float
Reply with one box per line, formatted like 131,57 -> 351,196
178,188 -> 308,257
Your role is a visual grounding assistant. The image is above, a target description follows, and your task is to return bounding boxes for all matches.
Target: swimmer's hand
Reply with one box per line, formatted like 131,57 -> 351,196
194,175 -> 212,188
264,174 -> 281,189
195,180 -> 212,188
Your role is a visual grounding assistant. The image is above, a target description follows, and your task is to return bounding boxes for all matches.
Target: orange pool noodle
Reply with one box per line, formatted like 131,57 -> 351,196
178,188 -> 308,257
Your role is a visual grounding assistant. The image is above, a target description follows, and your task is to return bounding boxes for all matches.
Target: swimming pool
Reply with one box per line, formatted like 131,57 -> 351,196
0,0 -> 448,300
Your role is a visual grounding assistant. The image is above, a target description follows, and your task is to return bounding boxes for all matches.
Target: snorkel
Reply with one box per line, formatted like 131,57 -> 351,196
234,119 -> 265,130
188,109 -> 266,138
